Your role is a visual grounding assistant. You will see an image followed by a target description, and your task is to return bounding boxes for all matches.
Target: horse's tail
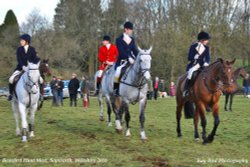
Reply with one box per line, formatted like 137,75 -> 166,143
184,101 -> 194,119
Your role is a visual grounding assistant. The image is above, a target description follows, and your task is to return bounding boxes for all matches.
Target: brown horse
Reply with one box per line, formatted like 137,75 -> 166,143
176,58 -> 235,144
38,59 -> 51,110
224,67 -> 249,111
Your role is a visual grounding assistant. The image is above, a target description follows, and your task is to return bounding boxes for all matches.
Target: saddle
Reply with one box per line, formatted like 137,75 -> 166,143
120,63 -> 131,81
13,71 -> 25,86
190,69 -> 202,87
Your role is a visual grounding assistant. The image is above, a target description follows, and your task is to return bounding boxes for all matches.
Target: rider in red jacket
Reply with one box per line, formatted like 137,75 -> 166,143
95,35 -> 118,95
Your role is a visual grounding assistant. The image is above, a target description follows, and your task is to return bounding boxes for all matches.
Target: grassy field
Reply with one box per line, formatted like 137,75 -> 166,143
0,96 -> 249,167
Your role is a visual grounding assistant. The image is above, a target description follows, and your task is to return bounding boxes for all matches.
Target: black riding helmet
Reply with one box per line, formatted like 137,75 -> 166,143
197,31 -> 211,41
20,34 -> 31,44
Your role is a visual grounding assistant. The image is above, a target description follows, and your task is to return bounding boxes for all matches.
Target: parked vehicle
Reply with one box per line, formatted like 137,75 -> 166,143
43,80 -> 80,99
0,87 -> 9,97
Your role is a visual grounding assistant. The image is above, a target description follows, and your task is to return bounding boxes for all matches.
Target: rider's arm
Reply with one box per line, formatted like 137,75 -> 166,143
16,47 -> 24,70
188,45 -> 196,61
116,38 -> 128,60
30,47 -> 40,64
131,39 -> 138,58
98,47 -> 106,63
204,46 -> 210,64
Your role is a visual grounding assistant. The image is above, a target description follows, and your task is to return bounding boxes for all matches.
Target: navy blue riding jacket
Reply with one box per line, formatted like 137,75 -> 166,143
115,34 -> 138,69
15,46 -> 40,71
186,43 -> 210,71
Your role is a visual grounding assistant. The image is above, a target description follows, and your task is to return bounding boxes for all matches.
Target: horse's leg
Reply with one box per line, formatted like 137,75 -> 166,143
19,103 -> 28,142
106,99 -> 112,126
224,93 -> 228,111
193,107 -> 200,141
99,94 -> 104,121
124,103 -> 131,137
139,98 -> 147,140
12,102 -> 20,136
229,94 -> 234,112
176,102 -> 183,137
29,103 -> 37,137
207,103 -> 220,143
113,97 -> 123,132
198,104 -> 208,144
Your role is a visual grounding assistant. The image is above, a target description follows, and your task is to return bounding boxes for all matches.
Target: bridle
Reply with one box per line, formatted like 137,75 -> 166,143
25,68 -> 40,94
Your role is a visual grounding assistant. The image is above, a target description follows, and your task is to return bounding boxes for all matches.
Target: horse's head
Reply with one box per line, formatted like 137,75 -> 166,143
40,59 -> 51,76
217,58 -> 235,86
137,46 -> 152,81
26,61 -> 41,94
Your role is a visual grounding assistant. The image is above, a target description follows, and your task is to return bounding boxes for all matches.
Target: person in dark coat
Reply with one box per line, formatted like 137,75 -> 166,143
68,73 -> 80,107
113,21 -> 138,95
57,76 -> 64,106
50,76 -> 58,106
183,31 -> 211,97
153,77 -> 159,100
243,74 -> 250,97
8,34 -> 40,101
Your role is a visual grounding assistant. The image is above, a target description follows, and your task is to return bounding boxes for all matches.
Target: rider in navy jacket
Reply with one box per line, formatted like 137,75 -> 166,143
15,45 -> 40,71
115,33 -> 138,69
186,42 -> 210,71
113,21 -> 138,96
8,34 -> 40,101
183,31 -> 211,97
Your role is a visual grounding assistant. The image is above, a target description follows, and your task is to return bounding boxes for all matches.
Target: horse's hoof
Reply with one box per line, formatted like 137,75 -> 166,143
108,122 -> 112,127
140,131 -> 147,140
194,138 -> 200,142
99,116 -> 104,121
207,135 -> 214,143
21,136 -> 28,142
224,108 -> 228,111
177,133 -> 182,138
125,129 -> 131,137
141,136 -> 148,141
30,131 -> 35,137
16,129 -> 21,136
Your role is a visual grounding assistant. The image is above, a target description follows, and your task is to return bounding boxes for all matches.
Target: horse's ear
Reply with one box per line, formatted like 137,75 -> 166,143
37,61 -> 41,66
148,46 -> 153,53
230,58 -> 236,65
137,46 -> 143,53
217,58 -> 223,63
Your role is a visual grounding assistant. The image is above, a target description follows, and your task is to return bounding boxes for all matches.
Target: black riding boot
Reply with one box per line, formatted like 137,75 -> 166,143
94,81 -> 100,96
8,83 -> 14,101
183,79 -> 191,97
113,82 -> 120,96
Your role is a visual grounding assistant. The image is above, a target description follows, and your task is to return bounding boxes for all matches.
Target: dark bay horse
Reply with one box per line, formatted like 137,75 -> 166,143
224,67 -> 249,111
38,59 -> 51,110
176,58 -> 235,144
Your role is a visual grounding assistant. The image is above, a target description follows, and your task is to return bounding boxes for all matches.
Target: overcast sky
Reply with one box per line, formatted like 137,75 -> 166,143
0,0 -> 60,25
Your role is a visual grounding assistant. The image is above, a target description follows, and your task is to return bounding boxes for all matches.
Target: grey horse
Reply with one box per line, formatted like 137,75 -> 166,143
97,46 -> 152,140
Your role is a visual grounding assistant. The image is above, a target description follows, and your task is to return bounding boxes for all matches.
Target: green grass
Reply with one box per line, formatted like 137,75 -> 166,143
0,96 -> 249,167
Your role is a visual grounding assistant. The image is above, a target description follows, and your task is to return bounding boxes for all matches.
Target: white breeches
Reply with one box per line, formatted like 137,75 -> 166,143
114,62 -> 127,81
98,70 -> 103,78
9,70 -> 22,84
187,63 -> 200,80
9,70 -> 43,84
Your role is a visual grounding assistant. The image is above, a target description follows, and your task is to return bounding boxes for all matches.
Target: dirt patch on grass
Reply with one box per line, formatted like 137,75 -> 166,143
136,156 -> 169,167
47,120 -> 57,124
80,132 -> 97,139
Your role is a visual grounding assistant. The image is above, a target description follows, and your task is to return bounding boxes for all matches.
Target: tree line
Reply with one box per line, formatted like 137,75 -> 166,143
0,0 -> 249,86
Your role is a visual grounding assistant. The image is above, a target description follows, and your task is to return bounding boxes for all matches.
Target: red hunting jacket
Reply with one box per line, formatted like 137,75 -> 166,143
98,44 -> 118,70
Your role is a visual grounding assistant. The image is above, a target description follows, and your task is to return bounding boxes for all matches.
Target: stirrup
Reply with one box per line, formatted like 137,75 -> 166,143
182,90 -> 189,97
7,95 -> 13,101
113,89 -> 119,96
94,90 -> 99,96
